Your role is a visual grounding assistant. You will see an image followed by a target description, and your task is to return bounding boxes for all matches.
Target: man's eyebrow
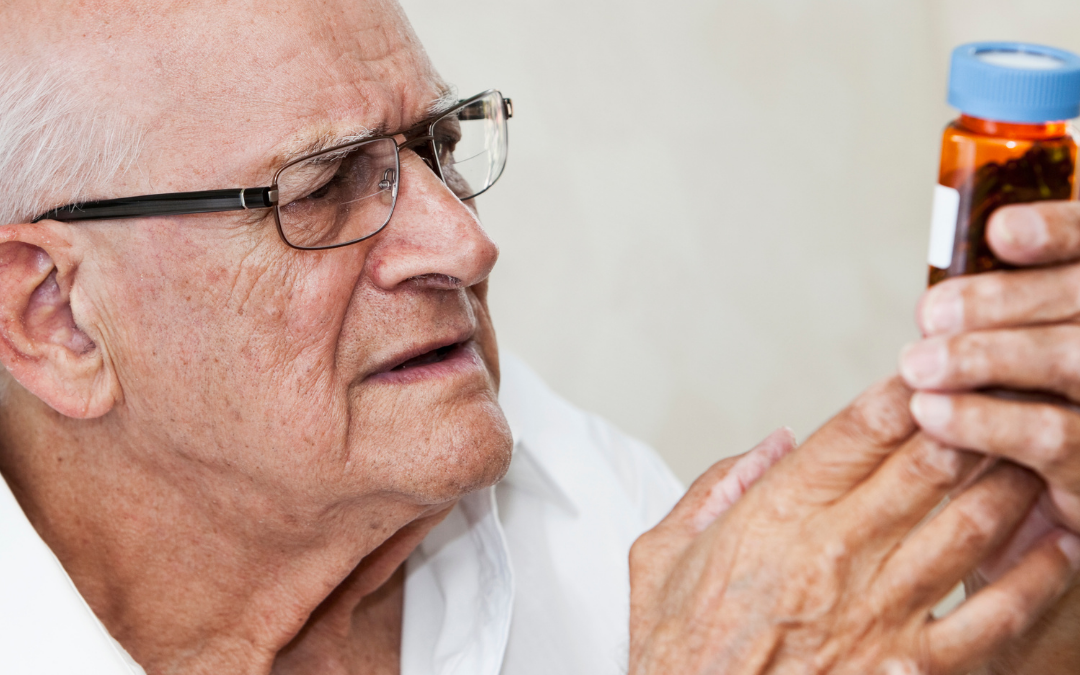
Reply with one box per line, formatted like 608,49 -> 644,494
426,86 -> 459,117
278,86 -> 461,167
280,128 -> 377,166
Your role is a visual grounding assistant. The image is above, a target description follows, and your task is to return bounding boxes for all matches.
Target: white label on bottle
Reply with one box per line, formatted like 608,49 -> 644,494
928,184 -> 960,269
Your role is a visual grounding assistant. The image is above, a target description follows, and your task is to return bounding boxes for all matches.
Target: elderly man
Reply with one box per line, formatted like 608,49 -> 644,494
2,1 -> 1080,674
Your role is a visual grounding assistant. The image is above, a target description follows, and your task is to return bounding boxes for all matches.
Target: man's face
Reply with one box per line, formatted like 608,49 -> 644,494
33,0 -> 512,522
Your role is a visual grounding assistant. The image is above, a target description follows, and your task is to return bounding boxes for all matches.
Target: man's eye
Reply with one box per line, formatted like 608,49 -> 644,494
307,177 -> 335,200
278,148 -> 383,211
436,132 -> 459,152
300,154 -> 371,202
435,135 -> 459,165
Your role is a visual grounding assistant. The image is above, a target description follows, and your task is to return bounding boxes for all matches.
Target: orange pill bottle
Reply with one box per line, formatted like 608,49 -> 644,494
929,42 -> 1080,286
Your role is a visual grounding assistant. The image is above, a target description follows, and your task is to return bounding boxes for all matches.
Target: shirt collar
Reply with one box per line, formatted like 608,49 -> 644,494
399,351 -> 588,675
401,486 -> 515,675
0,474 -> 145,674
0,351 -> 575,675
496,352 -> 584,517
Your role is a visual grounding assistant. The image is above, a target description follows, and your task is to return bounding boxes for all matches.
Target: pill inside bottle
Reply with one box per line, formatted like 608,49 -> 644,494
928,42 -> 1080,286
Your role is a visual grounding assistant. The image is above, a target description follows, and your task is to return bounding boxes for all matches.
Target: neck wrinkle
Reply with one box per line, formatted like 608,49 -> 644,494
0,389 -> 448,675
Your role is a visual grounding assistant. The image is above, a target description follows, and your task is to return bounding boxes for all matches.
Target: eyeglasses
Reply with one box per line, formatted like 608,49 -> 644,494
32,89 -> 513,250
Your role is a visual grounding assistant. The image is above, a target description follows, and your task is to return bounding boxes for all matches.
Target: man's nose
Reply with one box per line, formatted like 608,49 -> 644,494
365,151 -> 499,291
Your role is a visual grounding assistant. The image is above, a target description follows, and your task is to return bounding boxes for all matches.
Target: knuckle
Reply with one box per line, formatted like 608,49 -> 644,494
949,333 -> 994,380
847,378 -> 915,446
630,532 -> 656,565
629,530 -> 676,574
1051,326 -> 1080,386
949,504 -> 999,550
986,591 -> 1032,639
904,442 -> 965,491
1031,407 -> 1073,469
969,275 -> 1008,320
794,538 -> 849,604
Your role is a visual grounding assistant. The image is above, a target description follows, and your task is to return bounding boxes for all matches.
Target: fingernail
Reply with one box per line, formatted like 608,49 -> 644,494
910,393 -> 953,430
1058,532 -> 1080,571
997,207 -> 1049,252
900,340 -> 947,387
921,284 -> 963,335
780,425 -> 798,448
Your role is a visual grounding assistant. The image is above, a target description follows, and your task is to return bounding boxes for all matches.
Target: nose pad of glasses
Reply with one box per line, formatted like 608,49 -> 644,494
411,148 -> 437,174
398,136 -> 443,180
379,169 -> 396,190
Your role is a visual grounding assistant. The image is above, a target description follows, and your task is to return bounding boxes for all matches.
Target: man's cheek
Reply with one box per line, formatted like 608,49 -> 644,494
470,278 -> 491,305
468,286 -> 498,353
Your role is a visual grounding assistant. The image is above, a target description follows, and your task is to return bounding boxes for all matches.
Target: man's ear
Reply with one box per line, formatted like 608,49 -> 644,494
0,222 -> 119,418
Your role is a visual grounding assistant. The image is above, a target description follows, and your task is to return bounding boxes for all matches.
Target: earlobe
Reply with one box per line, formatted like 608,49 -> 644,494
0,230 -> 118,418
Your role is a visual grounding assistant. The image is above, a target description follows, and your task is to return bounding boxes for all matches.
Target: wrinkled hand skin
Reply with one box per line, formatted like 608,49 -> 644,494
901,201 -> 1080,674
630,378 -> 1080,675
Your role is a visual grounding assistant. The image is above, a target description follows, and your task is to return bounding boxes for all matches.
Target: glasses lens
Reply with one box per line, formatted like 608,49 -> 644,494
275,137 -> 399,249
432,91 -> 508,201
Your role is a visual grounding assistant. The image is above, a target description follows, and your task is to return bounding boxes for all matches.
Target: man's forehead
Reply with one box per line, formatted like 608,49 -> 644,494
4,0 -> 451,187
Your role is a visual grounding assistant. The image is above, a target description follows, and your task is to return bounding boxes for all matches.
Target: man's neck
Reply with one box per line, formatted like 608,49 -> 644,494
0,394 -> 452,675
272,562 -> 407,675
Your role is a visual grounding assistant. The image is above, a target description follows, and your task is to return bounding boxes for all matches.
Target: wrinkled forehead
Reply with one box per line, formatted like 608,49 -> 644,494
7,0 -> 446,185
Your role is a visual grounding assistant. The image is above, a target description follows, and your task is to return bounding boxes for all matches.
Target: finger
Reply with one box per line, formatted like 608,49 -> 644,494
926,530 -> 1080,675
692,426 -> 796,532
977,492 -> 1059,584
640,428 -> 796,543
900,325 -> 1080,402
630,428 -> 795,603
840,433 -> 984,543
916,262 -> 1080,336
912,391 -> 1080,532
911,392 -> 1080,502
764,375 -> 917,506
988,201 -> 1080,266
880,461 -> 1042,613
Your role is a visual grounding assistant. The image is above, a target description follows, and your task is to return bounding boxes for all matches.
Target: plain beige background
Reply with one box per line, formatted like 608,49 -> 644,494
400,0 -> 1080,484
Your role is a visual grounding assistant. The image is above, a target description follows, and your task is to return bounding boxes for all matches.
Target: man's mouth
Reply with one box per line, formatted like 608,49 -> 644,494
390,343 -> 460,371
366,331 -> 483,385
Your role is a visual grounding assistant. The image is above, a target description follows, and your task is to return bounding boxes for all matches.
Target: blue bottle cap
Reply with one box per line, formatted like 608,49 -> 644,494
948,41 -> 1080,123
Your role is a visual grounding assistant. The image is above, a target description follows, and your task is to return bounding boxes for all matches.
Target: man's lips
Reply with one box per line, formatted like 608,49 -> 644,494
390,342 -> 459,371
368,331 -> 476,378
365,338 -> 484,386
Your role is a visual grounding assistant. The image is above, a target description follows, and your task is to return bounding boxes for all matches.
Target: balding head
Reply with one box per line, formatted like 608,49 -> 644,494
1,0 -> 445,217
0,0 -> 508,570
0,0 -> 509,666
0,2 -> 515,669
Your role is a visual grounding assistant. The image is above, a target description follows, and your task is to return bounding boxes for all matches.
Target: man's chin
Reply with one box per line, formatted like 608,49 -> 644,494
412,395 -> 514,504
347,387 -> 513,506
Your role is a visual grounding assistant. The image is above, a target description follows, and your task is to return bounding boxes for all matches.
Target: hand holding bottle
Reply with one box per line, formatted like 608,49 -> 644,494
902,200 -> 1080,674
630,377 -> 1078,675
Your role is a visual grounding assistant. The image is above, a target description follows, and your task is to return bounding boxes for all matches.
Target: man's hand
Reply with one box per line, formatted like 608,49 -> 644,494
899,201 -> 1080,673
630,378 -> 1080,675
901,202 -> 1080,531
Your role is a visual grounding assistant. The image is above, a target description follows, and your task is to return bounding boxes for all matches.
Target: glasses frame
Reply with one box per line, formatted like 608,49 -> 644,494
32,89 -> 513,251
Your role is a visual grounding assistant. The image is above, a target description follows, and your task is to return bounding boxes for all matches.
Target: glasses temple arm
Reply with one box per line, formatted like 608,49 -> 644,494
32,187 -> 279,223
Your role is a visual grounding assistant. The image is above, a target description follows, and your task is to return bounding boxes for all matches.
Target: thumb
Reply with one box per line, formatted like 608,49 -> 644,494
690,426 -> 797,532
630,427 -> 797,609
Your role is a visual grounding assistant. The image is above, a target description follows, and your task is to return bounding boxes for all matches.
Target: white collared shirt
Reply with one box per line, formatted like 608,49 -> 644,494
0,353 -> 684,674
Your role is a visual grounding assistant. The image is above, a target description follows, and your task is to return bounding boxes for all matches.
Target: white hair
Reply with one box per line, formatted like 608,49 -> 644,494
0,60 -> 143,225
0,57 -> 144,401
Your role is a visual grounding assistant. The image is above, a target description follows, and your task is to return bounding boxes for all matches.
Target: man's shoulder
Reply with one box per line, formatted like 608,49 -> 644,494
497,352 -> 684,529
